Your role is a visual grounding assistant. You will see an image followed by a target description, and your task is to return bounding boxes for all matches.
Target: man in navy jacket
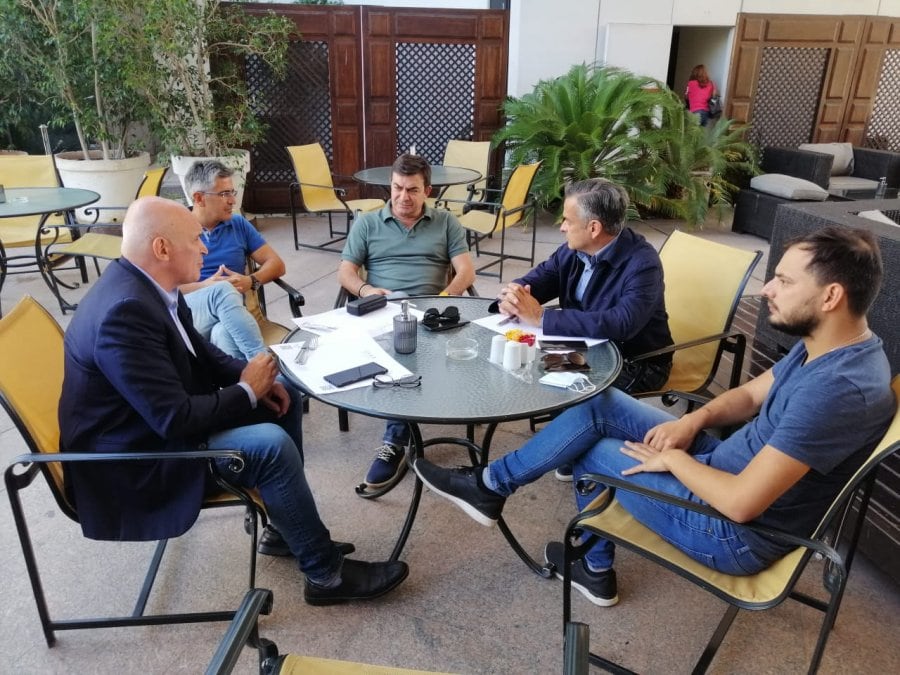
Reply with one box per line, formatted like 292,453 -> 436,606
59,196 -> 408,605
496,178 -> 672,393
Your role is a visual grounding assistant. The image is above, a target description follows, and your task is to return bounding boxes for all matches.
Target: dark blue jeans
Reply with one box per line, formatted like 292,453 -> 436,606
211,386 -> 340,585
489,388 -> 769,575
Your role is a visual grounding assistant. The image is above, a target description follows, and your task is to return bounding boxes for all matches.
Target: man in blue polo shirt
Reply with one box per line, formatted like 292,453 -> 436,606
179,160 -> 285,360
338,153 -> 475,491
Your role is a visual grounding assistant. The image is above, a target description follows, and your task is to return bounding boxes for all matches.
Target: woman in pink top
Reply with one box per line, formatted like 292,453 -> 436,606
685,64 -> 717,127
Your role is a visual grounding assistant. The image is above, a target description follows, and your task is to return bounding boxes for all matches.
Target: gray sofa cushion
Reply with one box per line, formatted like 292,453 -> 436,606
750,174 -> 829,201
799,142 -> 854,175
828,175 -> 879,191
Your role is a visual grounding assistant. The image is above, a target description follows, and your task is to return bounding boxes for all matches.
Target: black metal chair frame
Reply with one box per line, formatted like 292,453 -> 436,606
288,178 -> 357,253
4,425 -> 266,647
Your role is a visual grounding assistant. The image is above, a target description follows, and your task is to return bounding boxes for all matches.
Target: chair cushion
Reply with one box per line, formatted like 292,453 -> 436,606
828,175 -> 879,191
750,174 -> 828,201
857,210 -> 898,226
799,142 -> 854,176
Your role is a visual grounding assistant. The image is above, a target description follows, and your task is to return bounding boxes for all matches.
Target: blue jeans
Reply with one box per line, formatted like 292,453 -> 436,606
384,419 -> 410,447
210,387 -> 340,585
695,110 -> 710,127
185,282 -> 267,360
489,388 -> 769,575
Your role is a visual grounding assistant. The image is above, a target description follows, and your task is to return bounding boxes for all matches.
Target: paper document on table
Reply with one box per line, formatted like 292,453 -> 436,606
293,303 -> 425,337
271,332 -> 413,395
473,313 -> 606,347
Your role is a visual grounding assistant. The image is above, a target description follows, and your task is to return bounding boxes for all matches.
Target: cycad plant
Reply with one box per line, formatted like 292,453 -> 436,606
494,64 -> 757,227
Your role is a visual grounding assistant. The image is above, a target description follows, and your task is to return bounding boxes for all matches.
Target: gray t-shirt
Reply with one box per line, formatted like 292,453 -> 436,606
341,203 -> 469,295
700,335 -> 895,561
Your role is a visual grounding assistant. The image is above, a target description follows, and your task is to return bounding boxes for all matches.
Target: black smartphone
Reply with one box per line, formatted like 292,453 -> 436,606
539,340 -> 588,352
323,361 -> 388,388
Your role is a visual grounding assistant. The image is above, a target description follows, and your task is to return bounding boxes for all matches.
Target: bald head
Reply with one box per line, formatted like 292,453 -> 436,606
121,196 -> 207,290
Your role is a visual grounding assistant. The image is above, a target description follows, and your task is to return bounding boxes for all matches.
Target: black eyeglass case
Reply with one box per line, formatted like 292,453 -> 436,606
347,294 -> 388,316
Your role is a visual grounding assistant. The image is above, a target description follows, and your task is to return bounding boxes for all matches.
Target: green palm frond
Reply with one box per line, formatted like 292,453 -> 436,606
493,64 -> 758,226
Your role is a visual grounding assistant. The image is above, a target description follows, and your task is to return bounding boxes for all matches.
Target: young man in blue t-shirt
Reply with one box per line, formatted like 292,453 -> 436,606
413,226 -> 896,606
178,161 -> 286,360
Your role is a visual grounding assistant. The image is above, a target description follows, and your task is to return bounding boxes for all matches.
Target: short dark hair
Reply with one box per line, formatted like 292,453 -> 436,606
184,160 -> 233,196
392,153 -> 431,187
564,179 -> 629,235
787,226 -> 883,316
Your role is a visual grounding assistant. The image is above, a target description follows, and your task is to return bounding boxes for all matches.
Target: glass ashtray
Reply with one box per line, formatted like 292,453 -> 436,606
446,337 -> 478,360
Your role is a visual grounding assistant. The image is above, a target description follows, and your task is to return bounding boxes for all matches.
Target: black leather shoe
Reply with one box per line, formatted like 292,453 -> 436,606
304,558 -> 409,606
257,525 -> 355,557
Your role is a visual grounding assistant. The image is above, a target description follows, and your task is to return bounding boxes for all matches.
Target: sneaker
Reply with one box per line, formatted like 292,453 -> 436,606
544,541 -> 618,607
554,463 -> 574,482
258,524 -> 355,557
364,442 -> 408,488
412,458 -> 505,527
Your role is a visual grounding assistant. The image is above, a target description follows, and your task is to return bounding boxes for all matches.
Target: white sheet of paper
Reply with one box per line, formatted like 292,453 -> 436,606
472,313 -> 606,347
271,332 -> 413,395
292,303 -> 425,338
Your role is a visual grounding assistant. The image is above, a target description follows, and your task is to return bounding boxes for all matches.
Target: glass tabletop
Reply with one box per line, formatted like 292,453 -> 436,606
353,165 -> 482,188
0,187 -> 101,218
282,296 -> 622,425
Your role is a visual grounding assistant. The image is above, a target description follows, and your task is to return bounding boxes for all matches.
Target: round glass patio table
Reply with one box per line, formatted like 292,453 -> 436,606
0,187 -> 100,313
353,165 -> 482,189
281,296 -> 622,574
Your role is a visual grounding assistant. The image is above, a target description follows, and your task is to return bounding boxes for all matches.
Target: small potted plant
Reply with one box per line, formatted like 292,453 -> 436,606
132,0 -> 292,207
0,0 -> 154,220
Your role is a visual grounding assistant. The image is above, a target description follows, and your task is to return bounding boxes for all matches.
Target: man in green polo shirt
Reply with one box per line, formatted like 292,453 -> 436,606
338,153 -> 475,491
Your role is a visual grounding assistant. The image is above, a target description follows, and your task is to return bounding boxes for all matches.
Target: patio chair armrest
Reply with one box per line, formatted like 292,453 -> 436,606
291,180 -> 347,197
271,277 -> 305,317
500,200 -> 534,218
657,390 -> 713,408
569,472 -> 843,567
627,330 -> 742,363
205,588 -> 275,675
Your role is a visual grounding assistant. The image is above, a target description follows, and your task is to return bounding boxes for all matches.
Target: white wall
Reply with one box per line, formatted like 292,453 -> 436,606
509,0 -> 601,96
509,0 -> 900,101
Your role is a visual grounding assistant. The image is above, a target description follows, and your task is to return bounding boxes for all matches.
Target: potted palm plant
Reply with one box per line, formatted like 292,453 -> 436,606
0,0 -> 153,221
131,0 -> 292,207
494,64 -> 757,227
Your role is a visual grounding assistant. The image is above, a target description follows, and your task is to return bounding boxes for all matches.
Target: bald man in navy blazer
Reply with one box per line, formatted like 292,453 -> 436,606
59,196 -> 408,605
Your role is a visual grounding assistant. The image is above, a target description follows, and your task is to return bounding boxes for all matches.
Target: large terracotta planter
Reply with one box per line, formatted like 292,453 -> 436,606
55,150 -> 152,223
170,149 -> 251,208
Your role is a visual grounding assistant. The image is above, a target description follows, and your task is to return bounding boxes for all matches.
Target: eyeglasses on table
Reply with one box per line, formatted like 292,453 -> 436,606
372,374 -> 422,389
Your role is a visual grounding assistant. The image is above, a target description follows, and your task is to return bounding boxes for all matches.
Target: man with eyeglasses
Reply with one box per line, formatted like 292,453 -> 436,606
337,153 -> 475,493
178,160 -> 285,360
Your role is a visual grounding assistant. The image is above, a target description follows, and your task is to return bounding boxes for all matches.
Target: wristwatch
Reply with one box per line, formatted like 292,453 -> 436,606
249,274 -> 261,292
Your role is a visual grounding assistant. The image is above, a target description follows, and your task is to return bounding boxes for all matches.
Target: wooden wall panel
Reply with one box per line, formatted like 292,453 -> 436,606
362,7 -> 508,171
727,13 -> 900,146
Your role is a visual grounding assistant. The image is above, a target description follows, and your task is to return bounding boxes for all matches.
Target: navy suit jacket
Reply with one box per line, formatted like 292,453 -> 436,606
59,259 -> 253,541
517,228 -> 673,362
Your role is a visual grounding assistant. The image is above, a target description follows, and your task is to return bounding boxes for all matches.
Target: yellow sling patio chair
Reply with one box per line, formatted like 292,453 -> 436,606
1,296 -> 267,647
286,143 -> 384,252
451,161 -> 541,281
560,376 -> 900,674
426,139 -> 492,215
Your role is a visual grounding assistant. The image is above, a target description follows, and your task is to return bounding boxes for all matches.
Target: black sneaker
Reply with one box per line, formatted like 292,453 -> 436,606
412,458 -> 505,526
544,541 -> 618,607
364,442 -> 408,488
257,524 -> 356,557
554,463 -> 574,482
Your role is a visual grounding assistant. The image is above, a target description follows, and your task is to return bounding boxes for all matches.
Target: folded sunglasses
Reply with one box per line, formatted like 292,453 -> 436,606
541,351 -> 590,372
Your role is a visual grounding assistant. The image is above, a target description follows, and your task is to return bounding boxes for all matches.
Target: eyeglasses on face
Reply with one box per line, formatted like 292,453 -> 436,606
422,305 -> 460,329
202,189 -> 238,198
372,374 -> 422,389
